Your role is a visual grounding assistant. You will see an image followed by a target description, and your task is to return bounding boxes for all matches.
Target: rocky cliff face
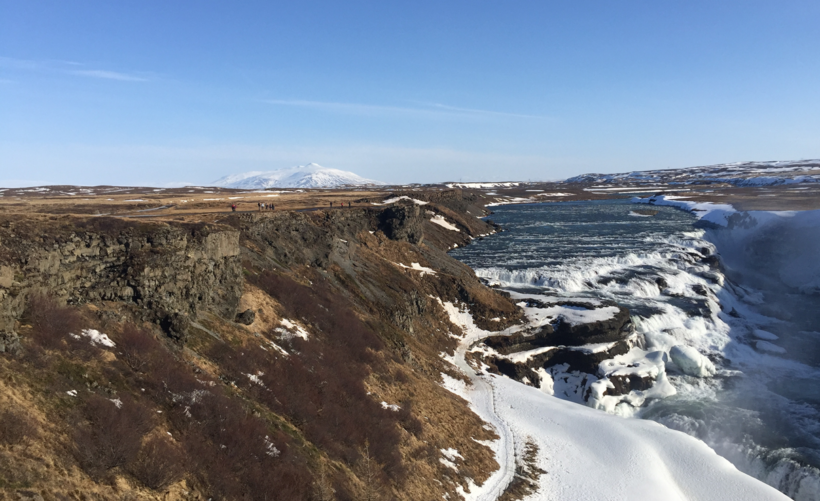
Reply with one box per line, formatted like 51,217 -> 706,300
0,217 -> 243,350
0,199 -> 523,500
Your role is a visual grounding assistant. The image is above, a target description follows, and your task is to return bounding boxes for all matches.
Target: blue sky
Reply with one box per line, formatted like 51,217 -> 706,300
1,1 -> 819,187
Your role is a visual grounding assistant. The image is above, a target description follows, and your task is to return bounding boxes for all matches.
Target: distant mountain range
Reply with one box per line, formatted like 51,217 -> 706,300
211,163 -> 384,189
566,159 -> 820,186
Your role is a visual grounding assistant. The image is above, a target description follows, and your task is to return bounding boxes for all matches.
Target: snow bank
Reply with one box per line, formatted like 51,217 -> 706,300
70,329 -> 116,348
493,376 -> 789,501
430,214 -> 460,231
436,299 -> 786,500
380,401 -> 400,411
633,195 -> 736,226
395,262 -> 437,276
276,319 -> 309,340
378,195 -> 428,205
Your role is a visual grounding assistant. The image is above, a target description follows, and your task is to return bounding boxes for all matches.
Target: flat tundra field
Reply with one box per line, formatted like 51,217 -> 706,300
3,181 -> 820,220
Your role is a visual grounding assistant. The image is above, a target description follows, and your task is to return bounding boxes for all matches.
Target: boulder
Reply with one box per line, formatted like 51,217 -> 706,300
235,309 -> 256,325
379,205 -> 424,244
669,345 -> 715,377
0,330 -> 21,355
160,312 -> 190,342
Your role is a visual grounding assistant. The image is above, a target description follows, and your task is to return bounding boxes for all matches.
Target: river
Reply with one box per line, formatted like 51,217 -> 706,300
450,198 -> 820,500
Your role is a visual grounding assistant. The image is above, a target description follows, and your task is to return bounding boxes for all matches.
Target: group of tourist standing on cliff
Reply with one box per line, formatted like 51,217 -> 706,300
229,201 -> 355,212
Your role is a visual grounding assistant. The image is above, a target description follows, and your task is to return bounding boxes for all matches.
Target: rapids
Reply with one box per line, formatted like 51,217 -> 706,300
451,198 -> 820,500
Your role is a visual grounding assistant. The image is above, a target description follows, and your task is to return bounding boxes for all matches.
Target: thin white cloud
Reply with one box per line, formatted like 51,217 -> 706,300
71,70 -> 147,82
264,99 -> 547,120
422,102 -> 546,119
0,56 -> 40,70
0,57 -> 149,82
264,99 -> 447,118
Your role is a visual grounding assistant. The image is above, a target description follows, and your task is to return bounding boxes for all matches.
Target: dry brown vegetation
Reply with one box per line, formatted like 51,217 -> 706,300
0,187 -> 525,500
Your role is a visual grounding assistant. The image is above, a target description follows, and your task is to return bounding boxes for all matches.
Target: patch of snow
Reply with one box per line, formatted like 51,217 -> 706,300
66,390 -> 78,397
396,262 -> 437,276
264,436 -> 281,457
378,195 -> 428,205
446,182 -> 521,188
381,401 -> 400,412
246,372 -> 265,386
264,341 -> 289,357
430,214 -> 460,231
72,329 -> 116,348
277,319 -> 309,340
440,456 -> 459,470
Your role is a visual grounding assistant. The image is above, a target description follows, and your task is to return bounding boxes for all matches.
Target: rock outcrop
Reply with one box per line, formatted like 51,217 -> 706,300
480,301 -> 643,391
0,217 -> 243,342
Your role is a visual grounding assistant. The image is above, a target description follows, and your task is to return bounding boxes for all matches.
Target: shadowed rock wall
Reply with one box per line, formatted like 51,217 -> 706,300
0,218 -> 243,347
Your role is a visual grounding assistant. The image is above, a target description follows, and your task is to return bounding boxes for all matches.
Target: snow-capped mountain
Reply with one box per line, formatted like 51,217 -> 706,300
211,163 -> 384,189
566,159 -> 820,186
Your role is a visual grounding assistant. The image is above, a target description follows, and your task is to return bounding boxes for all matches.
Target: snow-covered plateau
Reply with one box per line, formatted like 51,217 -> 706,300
446,196 -> 820,500
567,159 -> 820,187
211,163 -> 384,189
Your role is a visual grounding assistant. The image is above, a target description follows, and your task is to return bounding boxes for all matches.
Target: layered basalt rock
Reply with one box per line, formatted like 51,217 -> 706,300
379,205 -> 425,244
0,217 -> 243,343
479,301 -> 645,395
485,301 -> 633,352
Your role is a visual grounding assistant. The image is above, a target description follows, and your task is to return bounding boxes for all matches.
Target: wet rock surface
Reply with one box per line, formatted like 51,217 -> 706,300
480,301 -> 641,390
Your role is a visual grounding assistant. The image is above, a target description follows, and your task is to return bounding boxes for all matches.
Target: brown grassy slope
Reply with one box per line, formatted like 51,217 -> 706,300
0,193 -> 522,500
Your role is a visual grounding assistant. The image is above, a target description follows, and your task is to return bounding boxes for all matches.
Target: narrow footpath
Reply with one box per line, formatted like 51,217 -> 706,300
441,301 -> 519,500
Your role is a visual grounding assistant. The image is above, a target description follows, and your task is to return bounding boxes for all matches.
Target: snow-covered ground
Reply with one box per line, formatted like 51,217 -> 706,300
446,182 -> 521,189
438,300 -> 788,500
567,159 -> 820,187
